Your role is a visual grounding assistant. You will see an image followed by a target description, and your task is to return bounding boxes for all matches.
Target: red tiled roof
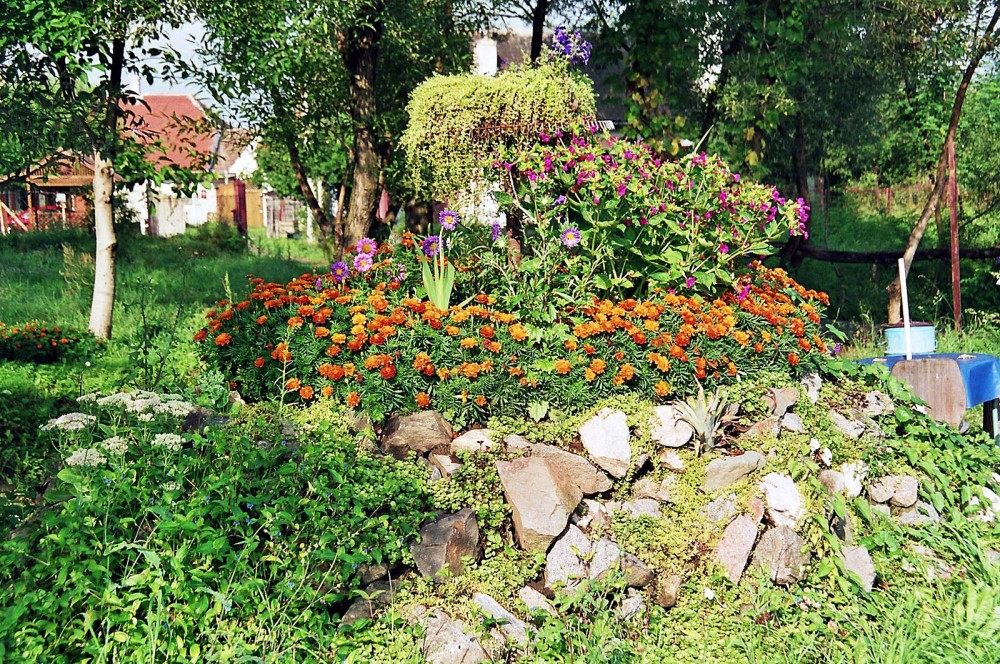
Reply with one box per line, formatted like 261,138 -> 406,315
129,93 -> 219,172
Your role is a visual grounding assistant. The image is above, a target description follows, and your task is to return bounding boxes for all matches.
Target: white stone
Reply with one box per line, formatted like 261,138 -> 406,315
579,410 -> 632,478
619,498 -> 663,519
619,590 -> 645,619
760,473 -> 806,530
589,539 -> 621,581
657,449 -> 686,472
473,593 -> 529,647
545,525 -> 592,589
840,545 -> 876,592
451,429 -> 496,453
801,373 -> 822,404
651,404 -> 694,448
703,451 -> 766,492
841,462 -> 867,498
830,410 -> 865,439
782,412 -> 807,434
421,610 -> 488,664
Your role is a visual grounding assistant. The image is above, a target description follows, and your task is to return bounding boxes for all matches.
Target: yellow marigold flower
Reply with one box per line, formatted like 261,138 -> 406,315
460,337 -> 478,349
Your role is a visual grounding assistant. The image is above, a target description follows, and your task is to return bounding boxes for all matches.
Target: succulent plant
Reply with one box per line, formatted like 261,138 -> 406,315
675,382 -> 739,456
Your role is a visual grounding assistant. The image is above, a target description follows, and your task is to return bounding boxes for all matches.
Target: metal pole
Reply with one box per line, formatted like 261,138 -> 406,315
948,139 -> 962,332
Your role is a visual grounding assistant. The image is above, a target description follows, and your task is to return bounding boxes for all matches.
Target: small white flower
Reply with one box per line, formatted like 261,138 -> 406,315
138,412 -> 155,422
151,433 -> 184,452
65,448 -> 107,467
820,447 -> 833,467
162,482 -> 180,492
809,438 -> 821,453
704,588 -> 715,601
100,436 -> 129,456
40,412 -> 97,431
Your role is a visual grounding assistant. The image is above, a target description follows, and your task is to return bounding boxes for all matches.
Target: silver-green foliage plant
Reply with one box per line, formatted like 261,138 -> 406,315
675,382 -> 738,456
401,58 -> 596,201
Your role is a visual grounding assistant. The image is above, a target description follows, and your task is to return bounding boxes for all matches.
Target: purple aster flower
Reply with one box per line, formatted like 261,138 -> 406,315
685,277 -> 696,288
353,253 -> 374,273
330,261 -> 350,284
439,209 -> 459,231
737,283 -> 750,301
491,221 -> 502,242
354,237 -> 378,256
422,235 -> 441,257
392,266 -> 407,283
560,227 -> 582,248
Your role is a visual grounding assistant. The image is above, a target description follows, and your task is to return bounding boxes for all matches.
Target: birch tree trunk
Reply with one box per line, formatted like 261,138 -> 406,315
89,150 -> 117,340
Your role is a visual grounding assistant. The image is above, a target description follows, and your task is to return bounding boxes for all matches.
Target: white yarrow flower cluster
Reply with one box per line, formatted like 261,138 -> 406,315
152,433 -> 184,452
100,436 -> 129,456
40,412 -> 97,431
77,392 -> 100,404
96,391 -> 198,419
65,448 -> 108,467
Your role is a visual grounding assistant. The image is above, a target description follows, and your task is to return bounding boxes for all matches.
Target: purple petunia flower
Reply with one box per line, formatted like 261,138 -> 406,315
330,261 -> 350,283
439,209 -> 459,231
355,237 -> 377,256
353,253 -> 374,273
560,227 -> 582,248
422,235 -> 441,257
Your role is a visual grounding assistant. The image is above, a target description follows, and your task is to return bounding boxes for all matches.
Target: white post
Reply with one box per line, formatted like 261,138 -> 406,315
897,257 -> 913,360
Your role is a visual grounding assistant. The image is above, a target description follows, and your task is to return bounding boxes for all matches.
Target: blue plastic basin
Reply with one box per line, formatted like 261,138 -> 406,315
885,323 -> 936,355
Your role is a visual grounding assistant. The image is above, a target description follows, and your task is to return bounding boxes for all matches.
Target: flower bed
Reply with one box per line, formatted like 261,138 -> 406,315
195,256 -> 830,424
0,322 -> 98,363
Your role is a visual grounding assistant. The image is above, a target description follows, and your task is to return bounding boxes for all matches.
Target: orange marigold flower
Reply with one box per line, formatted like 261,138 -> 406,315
214,333 -> 232,346
474,395 -> 487,407
332,333 -> 347,344
589,358 -> 607,374
480,325 -> 495,339
193,329 -> 207,342
315,326 -> 330,338
564,339 -> 578,351
788,352 -> 800,366
446,325 -> 461,336
754,342 -> 764,353
380,364 -> 397,380
555,359 -> 572,375
299,386 -> 314,400
254,357 -> 265,368
285,377 -> 301,391
654,381 -> 671,397
583,343 -> 596,355
321,385 -> 334,398
798,338 -> 812,351
256,315 -> 268,325
509,324 -> 528,341
613,351 -> 625,361
326,344 -> 342,357
271,342 -> 292,362
287,316 -> 304,328
416,392 -> 431,408
460,337 -> 478,349
584,368 -> 597,382
346,392 -> 360,407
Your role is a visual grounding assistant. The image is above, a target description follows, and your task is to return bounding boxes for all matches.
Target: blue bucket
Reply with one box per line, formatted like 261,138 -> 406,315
885,322 -> 936,355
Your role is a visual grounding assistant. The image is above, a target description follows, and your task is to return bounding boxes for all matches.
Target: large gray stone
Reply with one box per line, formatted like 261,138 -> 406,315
531,442 -> 613,495
579,409 -> 632,478
545,525 -> 592,589
765,386 -> 800,418
830,410 -> 865,439
621,552 -> 654,588
703,452 -> 766,492
840,545 -> 876,592
497,457 -> 583,553
868,475 -> 918,507
651,404 -> 694,448
473,593 -> 529,647
588,538 -> 620,582
340,579 -> 400,625
421,610 -> 489,664
760,473 -> 805,530
752,526 -> 809,585
518,586 -> 556,615
382,411 -> 454,459
818,470 -> 846,496
862,391 -> 894,417
701,495 -> 738,527
632,476 -> 675,503
897,501 -> 940,526
781,413 -> 807,434
619,589 -> 645,619
716,515 -> 759,584
411,509 -> 481,581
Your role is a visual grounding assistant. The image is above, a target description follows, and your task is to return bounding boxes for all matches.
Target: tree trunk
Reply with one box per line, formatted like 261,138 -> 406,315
286,135 -> 336,243
341,6 -> 384,251
780,114 -> 811,267
89,150 -> 117,340
886,5 -> 1000,323
530,0 -> 550,61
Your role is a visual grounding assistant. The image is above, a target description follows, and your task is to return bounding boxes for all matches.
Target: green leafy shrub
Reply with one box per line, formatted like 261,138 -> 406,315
0,405 -> 433,661
0,322 -> 99,363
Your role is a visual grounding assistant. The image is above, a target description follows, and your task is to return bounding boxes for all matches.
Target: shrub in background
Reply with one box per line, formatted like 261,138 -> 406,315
0,322 -> 99,363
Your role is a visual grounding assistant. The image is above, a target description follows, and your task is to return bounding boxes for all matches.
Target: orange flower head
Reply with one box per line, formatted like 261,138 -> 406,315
416,392 -> 431,408
193,329 -> 207,342
256,315 -> 268,325
321,385 -> 334,398
474,395 -> 487,407
214,333 -> 232,346
346,392 -> 361,408
285,377 -> 301,391
509,324 -> 528,342
555,359 -> 572,375
254,357 -> 265,368
380,364 -> 397,380
299,386 -> 314,400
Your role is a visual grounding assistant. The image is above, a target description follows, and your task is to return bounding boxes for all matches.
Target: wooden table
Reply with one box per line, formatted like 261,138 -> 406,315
859,353 -> 1000,441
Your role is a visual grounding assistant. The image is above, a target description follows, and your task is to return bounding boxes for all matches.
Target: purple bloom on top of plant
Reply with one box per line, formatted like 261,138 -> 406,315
491,221 -> 502,242
733,173 -> 741,183
353,253 -> 374,273
737,283 -> 751,301
330,261 -> 350,283
392,266 -> 408,283
315,277 -> 323,291
554,195 -> 567,206
719,243 -> 730,254
355,237 -> 378,256
685,277 -> 696,288
439,209 -> 459,231
560,227 -> 582,248
422,235 -> 441,257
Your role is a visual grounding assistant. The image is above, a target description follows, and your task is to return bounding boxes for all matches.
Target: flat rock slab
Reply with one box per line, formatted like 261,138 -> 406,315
497,457 -> 583,553
741,417 -> 781,441
752,526 -> 809,585
473,593 -> 529,647
840,545 -> 876,592
761,473 -> 805,530
868,475 -> 918,507
545,525 -> 592,589
765,386 -> 800,417
830,410 -> 865,439
658,449 -> 686,472
703,451 -> 766,492
411,509 -> 481,581
451,429 -> 496,453
651,404 -> 694,448
701,495 -> 738,527
382,411 -> 454,459
518,586 -> 556,615
421,610 -> 489,664
531,442 -> 613,495
716,514 -> 759,584
579,409 -> 632,478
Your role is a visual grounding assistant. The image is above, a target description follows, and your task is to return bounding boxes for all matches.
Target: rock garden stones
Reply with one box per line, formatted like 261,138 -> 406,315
631,476 -> 675,503
752,526 -> 809,585
530,442 -> 612,494
764,386 -> 800,417
420,610 -> 489,664
451,429 -> 496,453
867,475 -> 918,507
740,417 -> 781,441
653,574 -> 684,608
545,525 -> 591,589
411,509 -> 482,581
473,593 -> 529,647
703,451 -> 766,492
518,586 -> 556,615
382,410 -> 454,459
497,457 -> 583,553
760,473 -> 805,529
701,495 -> 738,527
716,515 -> 759,584
897,501 -> 940,526
829,410 -> 866,439
651,404 -> 694,448
579,409 -> 632,478
657,448 -> 686,472
839,545 -> 876,592
800,372 -> 822,403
